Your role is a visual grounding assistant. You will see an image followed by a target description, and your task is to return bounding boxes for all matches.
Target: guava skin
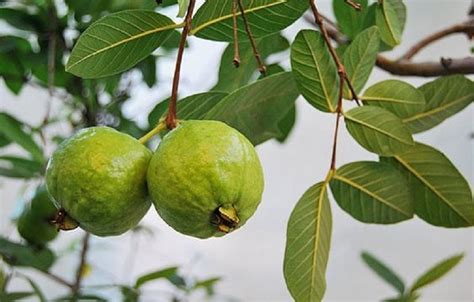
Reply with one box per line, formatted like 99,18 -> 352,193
147,120 -> 264,239
17,186 -> 58,246
46,127 -> 152,237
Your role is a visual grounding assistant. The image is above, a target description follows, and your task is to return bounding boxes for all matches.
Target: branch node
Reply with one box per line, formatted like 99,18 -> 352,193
345,0 -> 362,10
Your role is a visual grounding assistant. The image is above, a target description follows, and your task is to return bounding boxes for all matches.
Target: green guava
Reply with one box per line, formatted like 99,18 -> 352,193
17,185 -> 58,246
45,127 -> 152,236
147,120 -> 264,239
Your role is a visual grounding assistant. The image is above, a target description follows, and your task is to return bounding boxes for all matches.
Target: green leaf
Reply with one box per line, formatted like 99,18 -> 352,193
375,0 -> 405,47
0,292 -> 34,301
54,294 -> 108,301
342,26 -> 380,98
361,251 -> 405,294
0,133 -> 10,148
333,0 -> 368,39
362,80 -> 426,119
148,92 -> 228,127
137,55 -> 157,88
0,237 -> 55,271
212,33 -> 290,93
276,105 -> 296,143
66,10 -> 178,78
0,156 -> 43,179
135,267 -> 180,288
192,277 -> 221,296
330,161 -> 414,224
120,286 -> 139,302
381,143 -> 474,228
205,72 -> 299,145
190,0 -> 308,42
410,254 -> 464,293
20,276 -> 46,302
177,0 -> 190,17
291,30 -> 339,112
344,106 -> 414,156
284,182 -> 332,302
403,75 -> 474,134
0,113 -> 43,162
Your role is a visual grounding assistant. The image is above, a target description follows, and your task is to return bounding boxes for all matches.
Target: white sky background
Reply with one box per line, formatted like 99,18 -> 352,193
0,0 -> 473,301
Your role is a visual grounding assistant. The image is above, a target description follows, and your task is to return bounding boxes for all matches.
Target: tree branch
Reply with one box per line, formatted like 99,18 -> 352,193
165,0 -> 197,129
39,270 -> 74,289
71,232 -> 90,295
399,19 -> 474,61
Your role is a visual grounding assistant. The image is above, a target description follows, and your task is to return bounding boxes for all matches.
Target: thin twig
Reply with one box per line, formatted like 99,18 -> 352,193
232,0 -> 240,67
40,270 -> 75,289
345,0 -> 362,10
237,0 -> 266,75
399,19 -> 474,61
164,0 -> 197,129
71,232 -> 91,295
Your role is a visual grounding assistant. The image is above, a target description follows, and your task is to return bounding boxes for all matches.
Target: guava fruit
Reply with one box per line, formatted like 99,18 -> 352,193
147,120 -> 264,239
46,127 -> 152,236
17,185 -> 58,246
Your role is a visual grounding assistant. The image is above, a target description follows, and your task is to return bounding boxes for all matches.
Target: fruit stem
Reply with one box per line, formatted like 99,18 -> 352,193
213,205 -> 240,233
138,121 -> 167,144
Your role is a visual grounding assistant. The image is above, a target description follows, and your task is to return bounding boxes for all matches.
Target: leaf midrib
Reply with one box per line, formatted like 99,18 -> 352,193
402,94 -> 473,123
190,0 -> 286,35
394,155 -> 470,224
362,95 -> 421,105
67,22 -> 180,71
333,174 -> 412,217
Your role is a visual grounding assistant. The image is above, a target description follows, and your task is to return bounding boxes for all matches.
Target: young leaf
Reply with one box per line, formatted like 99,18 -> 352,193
342,26 -> 380,98
403,75 -> 474,133
361,251 -> 405,294
291,30 -> 339,112
344,106 -> 414,156
330,161 -> 414,224
135,267 -> 180,289
381,143 -> 474,228
66,10 -> 177,78
190,0 -> 308,42
362,80 -> 426,119
177,0 -> 190,17
333,0 -> 368,39
0,237 -> 55,271
205,72 -> 299,145
375,0 -> 405,47
0,113 -> 43,162
410,254 -> 464,293
284,182 -> 332,302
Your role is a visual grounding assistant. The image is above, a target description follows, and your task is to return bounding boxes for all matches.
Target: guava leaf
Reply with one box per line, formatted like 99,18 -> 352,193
344,106 -> 414,156
135,267 -> 185,289
402,75 -> 474,133
342,26 -> 380,98
333,0 -> 368,39
0,237 -> 55,271
362,80 -> 426,119
375,0 -> 406,47
0,156 -> 43,179
410,254 -> 464,293
66,10 -> 178,78
361,251 -> 405,294
291,30 -> 339,112
330,161 -> 414,224
381,143 -> 474,228
205,72 -> 299,145
284,182 -> 332,302
177,0 -> 190,17
190,0 -> 308,42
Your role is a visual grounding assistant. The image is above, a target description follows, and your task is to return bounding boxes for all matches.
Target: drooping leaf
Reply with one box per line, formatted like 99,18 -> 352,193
0,113 -> 43,162
342,26 -> 380,98
135,267 -> 180,288
284,182 -> 332,302
362,80 -> 426,119
403,75 -> 474,133
291,30 -> 339,112
137,55 -> 157,88
0,237 -> 55,271
330,161 -> 414,224
148,92 -> 228,127
212,33 -> 290,92
190,0 -> 308,42
276,105 -> 296,143
333,0 -> 368,39
66,10 -> 177,78
361,251 -> 405,294
344,106 -> 414,156
410,254 -> 463,293
0,156 -> 43,179
205,72 -> 299,145
381,143 -> 474,228
375,0 -> 405,47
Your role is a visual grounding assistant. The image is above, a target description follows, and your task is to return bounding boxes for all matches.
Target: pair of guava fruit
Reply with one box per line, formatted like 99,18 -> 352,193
45,120 -> 264,239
